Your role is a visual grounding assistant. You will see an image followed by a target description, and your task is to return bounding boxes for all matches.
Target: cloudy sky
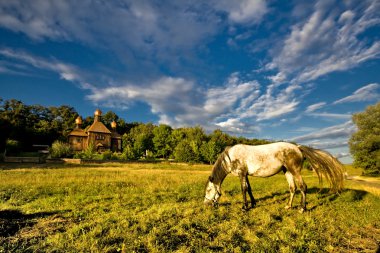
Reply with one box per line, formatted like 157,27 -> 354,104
1,0 -> 379,163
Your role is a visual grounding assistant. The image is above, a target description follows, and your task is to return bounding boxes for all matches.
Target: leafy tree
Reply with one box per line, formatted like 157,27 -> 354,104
173,140 -> 196,162
102,111 -> 118,127
349,102 -> 380,175
122,123 -> 155,158
153,124 -> 173,158
200,140 -> 219,164
50,105 -> 79,139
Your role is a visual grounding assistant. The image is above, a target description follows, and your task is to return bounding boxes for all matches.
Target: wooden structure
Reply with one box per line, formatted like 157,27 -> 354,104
68,109 -> 122,153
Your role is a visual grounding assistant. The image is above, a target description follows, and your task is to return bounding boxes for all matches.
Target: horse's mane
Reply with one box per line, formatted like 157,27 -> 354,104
210,147 -> 231,184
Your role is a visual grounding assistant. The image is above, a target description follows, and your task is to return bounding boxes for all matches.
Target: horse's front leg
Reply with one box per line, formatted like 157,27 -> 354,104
246,175 -> 256,208
240,174 -> 250,211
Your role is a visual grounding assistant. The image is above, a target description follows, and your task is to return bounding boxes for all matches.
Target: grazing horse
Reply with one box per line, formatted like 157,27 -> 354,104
204,142 -> 344,212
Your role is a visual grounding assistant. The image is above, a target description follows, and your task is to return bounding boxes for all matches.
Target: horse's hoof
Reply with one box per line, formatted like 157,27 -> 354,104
299,208 -> 306,213
241,206 -> 250,211
285,205 -> 292,210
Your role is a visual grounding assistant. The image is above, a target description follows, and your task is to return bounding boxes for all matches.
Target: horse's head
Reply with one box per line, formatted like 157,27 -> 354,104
204,176 -> 221,206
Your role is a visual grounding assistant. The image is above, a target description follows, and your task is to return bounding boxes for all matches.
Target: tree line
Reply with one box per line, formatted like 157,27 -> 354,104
0,98 -> 269,164
1,98 -> 379,173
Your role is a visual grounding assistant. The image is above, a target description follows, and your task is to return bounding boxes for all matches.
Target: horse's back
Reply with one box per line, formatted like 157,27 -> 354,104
229,142 -> 302,177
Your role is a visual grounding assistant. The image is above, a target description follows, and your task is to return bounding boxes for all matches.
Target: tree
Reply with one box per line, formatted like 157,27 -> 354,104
349,102 -> 380,175
152,124 -> 173,158
173,140 -> 196,162
123,123 -> 155,158
201,129 -> 232,164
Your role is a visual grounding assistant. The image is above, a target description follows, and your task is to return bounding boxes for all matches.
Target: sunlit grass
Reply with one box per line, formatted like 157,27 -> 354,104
1,163 -> 379,252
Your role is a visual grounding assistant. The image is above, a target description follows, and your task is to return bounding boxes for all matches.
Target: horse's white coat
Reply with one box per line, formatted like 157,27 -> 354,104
205,141 -> 344,210
227,142 -> 302,177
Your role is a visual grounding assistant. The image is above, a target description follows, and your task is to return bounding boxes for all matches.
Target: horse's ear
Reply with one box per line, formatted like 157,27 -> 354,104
209,176 -> 214,182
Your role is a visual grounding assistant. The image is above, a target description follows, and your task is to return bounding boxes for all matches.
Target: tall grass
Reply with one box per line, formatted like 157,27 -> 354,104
1,163 -> 379,252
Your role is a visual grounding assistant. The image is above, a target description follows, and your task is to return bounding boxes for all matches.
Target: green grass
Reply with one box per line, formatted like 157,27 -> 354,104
1,163 -> 380,252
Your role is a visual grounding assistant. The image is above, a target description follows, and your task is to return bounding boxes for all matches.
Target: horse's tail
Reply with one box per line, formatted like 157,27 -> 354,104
298,145 -> 345,193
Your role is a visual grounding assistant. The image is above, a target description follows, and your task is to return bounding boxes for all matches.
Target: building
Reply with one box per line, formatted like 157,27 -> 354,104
68,109 -> 122,153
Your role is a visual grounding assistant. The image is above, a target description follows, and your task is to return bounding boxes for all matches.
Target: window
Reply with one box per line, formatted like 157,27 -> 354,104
95,134 -> 105,140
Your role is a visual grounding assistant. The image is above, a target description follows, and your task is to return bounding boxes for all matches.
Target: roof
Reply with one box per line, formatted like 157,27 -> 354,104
68,128 -> 88,137
87,121 -> 112,134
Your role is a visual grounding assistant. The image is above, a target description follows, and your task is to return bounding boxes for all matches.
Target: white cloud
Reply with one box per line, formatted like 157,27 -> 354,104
333,83 -> 380,104
0,46 -> 302,134
88,73 -> 263,129
215,0 -> 267,25
291,121 -> 356,142
306,102 -> 326,112
0,0 -> 268,69
204,73 -> 260,115
335,152 -> 350,159
238,83 -> 302,121
216,118 -> 260,134
0,48 -> 90,89
307,141 -> 348,150
309,112 -> 352,120
268,0 -> 380,84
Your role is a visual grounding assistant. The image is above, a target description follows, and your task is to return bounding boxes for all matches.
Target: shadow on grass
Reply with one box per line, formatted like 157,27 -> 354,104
307,187 -> 368,211
220,187 -> 369,211
0,209 -> 62,237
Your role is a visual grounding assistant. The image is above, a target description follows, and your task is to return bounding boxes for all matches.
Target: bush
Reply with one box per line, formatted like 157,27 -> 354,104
5,139 -> 21,155
50,141 -> 72,158
123,145 -> 139,160
101,150 -> 113,160
74,142 -> 98,159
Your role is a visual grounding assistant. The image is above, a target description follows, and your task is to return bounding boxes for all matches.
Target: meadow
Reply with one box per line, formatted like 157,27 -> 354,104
1,162 -> 379,252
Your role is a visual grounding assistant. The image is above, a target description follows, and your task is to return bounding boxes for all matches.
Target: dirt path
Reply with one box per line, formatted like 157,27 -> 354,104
346,176 -> 380,189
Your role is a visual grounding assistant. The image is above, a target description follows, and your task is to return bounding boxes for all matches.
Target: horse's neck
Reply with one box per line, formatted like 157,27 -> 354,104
211,161 -> 229,185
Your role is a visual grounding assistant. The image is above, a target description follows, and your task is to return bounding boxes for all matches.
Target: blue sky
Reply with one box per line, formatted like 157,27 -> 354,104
0,0 -> 380,163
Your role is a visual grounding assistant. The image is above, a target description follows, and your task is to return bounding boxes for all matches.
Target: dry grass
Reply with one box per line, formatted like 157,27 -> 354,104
1,163 -> 380,252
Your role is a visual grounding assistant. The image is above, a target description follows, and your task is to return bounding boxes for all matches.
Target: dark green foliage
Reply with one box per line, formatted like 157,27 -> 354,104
100,150 -> 113,160
0,97 -> 271,162
174,140 -> 197,162
349,102 -> 380,175
0,98 -> 78,152
5,139 -> 21,155
73,142 -> 99,159
153,124 -> 172,158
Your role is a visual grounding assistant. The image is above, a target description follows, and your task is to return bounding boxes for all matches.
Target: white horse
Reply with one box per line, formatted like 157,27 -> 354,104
204,142 -> 344,212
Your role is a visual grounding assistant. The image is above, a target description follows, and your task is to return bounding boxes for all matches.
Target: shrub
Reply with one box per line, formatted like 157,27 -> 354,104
5,139 -> 21,155
123,145 -> 139,160
101,150 -> 113,160
50,141 -> 72,158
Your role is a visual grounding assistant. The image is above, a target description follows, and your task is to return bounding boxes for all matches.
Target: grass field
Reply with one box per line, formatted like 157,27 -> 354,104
1,162 -> 380,252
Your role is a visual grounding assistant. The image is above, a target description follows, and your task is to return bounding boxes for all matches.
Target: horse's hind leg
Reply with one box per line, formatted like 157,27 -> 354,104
284,171 -> 296,210
295,175 -> 307,213
246,176 -> 256,208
